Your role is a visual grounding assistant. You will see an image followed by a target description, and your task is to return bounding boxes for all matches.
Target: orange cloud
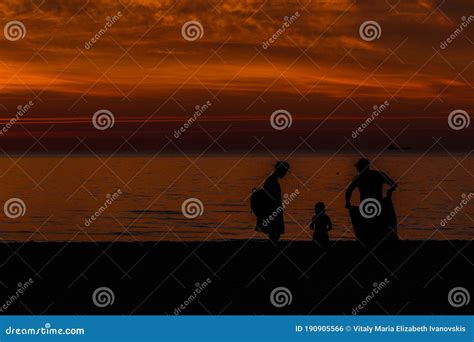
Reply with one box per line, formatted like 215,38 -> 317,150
0,0 -> 471,151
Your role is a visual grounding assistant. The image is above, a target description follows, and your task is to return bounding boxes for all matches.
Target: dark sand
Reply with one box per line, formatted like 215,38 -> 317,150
0,240 -> 472,315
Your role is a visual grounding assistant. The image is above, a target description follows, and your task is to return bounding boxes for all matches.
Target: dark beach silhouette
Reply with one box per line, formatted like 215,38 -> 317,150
2,240 -> 471,314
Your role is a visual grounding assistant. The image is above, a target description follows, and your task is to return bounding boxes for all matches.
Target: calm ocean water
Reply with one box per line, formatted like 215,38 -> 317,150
0,154 -> 472,242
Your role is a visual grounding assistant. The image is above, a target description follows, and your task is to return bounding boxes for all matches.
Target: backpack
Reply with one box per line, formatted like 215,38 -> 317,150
250,188 -> 268,218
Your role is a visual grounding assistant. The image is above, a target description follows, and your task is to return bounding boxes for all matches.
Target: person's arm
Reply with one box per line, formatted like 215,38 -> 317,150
345,178 -> 357,208
263,177 -> 278,204
309,217 -> 315,230
382,172 -> 398,191
327,217 -> 332,231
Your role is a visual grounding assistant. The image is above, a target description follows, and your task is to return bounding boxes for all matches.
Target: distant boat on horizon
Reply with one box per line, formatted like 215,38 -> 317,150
388,143 -> 412,151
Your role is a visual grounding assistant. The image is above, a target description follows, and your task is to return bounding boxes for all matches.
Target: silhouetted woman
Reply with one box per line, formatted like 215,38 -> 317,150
262,161 -> 289,242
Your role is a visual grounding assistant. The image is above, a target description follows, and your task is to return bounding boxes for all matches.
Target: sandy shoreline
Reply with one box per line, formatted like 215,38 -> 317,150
0,240 -> 472,314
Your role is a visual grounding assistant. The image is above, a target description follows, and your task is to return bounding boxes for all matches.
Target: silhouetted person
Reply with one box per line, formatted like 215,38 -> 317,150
345,158 -> 397,207
261,161 -> 289,242
310,202 -> 332,247
345,158 -> 399,247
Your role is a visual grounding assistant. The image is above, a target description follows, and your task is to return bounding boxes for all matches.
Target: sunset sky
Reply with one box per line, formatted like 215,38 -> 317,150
0,0 -> 472,152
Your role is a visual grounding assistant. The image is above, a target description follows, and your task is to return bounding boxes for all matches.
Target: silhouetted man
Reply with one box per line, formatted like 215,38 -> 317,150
345,158 -> 397,207
345,158 -> 399,247
263,161 -> 289,242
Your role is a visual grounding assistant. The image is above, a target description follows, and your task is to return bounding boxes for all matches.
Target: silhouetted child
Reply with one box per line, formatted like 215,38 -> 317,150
310,202 -> 332,247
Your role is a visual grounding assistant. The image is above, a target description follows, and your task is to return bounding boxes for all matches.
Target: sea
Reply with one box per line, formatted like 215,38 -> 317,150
0,154 -> 472,242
